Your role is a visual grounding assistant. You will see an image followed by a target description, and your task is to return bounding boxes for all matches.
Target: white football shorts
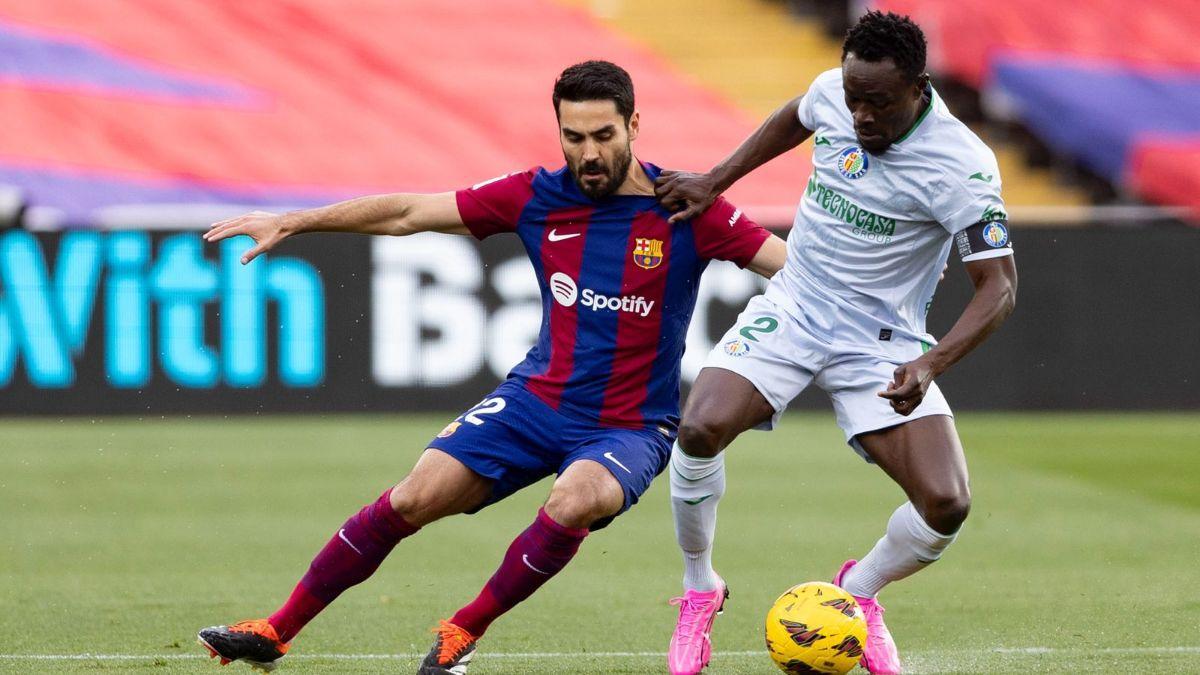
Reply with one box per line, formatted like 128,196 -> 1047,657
703,293 -> 953,461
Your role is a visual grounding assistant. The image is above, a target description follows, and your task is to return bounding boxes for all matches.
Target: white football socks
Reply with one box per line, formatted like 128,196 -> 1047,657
841,501 -> 958,598
669,441 -> 725,592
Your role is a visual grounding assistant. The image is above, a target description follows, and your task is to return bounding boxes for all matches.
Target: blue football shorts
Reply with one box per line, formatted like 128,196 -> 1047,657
426,379 -> 674,529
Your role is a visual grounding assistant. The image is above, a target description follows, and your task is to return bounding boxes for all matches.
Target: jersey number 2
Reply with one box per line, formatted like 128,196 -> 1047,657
739,316 -> 779,342
463,397 -> 506,425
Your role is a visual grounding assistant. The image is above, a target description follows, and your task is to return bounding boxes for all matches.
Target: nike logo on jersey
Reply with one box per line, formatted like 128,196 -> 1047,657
522,554 -> 551,575
603,451 -> 632,474
814,136 -> 832,146
547,229 -> 581,242
969,171 -> 994,182
338,528 -> 363,555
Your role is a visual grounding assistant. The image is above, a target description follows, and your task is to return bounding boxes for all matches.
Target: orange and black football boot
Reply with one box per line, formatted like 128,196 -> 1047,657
197,619 -> 290,672
418,620 -> 478,675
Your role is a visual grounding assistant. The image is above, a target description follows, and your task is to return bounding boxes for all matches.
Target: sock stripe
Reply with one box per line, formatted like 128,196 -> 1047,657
669,455 -> 724,483
670,463 -> 722,483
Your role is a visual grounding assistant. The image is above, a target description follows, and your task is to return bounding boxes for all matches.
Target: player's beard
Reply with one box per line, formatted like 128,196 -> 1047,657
571,145 -> 632,200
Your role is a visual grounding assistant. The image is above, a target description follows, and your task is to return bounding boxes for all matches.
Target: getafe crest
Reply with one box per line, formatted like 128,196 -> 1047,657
983,221 -> 1009,247
633,237 -> 664,270
836,146 -> 869,179
723,339 -> 750,357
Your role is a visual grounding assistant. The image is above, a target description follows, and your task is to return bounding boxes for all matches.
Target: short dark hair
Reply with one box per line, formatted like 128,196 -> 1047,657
842,11 -> 927,83
553,60 -> 635,124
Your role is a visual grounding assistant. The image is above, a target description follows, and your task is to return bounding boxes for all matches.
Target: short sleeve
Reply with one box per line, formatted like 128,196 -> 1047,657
797,68 -> 837,131
691,197 -> 772,268
930,158 -> 1006,235
455,168 -> 537,240
796,90 -> 818,131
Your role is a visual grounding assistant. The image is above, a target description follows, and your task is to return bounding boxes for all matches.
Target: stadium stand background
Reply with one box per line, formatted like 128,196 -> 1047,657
563,0 -> 1090,213
0,0 -> 804,229
0,0 -> 1196,413
807,0 -> 1200,219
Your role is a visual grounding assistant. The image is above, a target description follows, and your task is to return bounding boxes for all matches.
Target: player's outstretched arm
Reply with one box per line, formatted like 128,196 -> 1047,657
745,234 -> 788,278
204,192 -> 466,264
655,96 -> 813,223
880,255 -> 1017,415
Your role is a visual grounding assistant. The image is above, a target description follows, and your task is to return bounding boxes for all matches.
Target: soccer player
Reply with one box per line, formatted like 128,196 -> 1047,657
654,12 -> 1018,675
195,60 -> 785,673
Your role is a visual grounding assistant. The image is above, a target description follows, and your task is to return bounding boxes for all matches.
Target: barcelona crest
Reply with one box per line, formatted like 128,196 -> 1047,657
633,237 -> 664,270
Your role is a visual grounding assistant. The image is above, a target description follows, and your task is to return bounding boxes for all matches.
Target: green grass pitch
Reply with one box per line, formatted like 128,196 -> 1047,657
2,412 -> 1198,673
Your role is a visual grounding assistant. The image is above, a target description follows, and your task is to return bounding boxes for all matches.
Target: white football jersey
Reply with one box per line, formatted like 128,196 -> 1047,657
765,68 -> 1010,350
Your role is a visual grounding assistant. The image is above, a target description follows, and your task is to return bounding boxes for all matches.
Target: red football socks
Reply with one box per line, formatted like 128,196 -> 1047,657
268,489 -> 418,642
450,508 -> 588,637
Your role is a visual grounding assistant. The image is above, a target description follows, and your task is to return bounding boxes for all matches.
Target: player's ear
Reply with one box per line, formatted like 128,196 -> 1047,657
627,110 -> 640,142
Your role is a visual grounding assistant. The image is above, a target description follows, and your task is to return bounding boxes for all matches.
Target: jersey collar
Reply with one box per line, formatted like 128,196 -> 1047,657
893,84 -> 936,146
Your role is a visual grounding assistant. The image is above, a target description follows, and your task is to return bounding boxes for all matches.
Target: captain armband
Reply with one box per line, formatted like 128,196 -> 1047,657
954,220 -> 1013,262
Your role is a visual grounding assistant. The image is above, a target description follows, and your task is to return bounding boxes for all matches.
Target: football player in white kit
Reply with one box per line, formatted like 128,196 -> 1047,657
656,11 -> 1018,675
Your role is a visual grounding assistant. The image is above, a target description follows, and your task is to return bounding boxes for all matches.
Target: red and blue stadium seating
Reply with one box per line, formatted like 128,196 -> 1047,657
877,0 -> 1200,214
0,0 -> 805,228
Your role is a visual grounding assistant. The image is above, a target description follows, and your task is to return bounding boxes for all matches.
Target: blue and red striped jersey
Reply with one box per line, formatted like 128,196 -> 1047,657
455,163 -> 770,431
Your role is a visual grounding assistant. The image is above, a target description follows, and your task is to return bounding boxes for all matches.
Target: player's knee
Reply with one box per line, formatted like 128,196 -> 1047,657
387,481 -> 443,527
677,415 -> 732,458
544,477 -> 622,530
919,488 -> 971,534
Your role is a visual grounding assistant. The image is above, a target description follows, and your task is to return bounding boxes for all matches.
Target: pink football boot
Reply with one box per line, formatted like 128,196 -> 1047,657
667,579 -> 728,675
834,559 -> 901,674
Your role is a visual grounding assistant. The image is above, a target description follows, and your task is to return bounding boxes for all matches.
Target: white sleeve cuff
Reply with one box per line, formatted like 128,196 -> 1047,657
961,248 -> 1014,263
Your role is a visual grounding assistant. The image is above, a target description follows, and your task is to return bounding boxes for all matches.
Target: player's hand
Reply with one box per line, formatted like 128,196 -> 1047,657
878,356 -> 937,416
203,210 -> 290,264
654,170 -> 719,223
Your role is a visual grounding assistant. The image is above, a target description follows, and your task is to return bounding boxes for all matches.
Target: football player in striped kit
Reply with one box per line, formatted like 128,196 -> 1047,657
196,60 -> 786,674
